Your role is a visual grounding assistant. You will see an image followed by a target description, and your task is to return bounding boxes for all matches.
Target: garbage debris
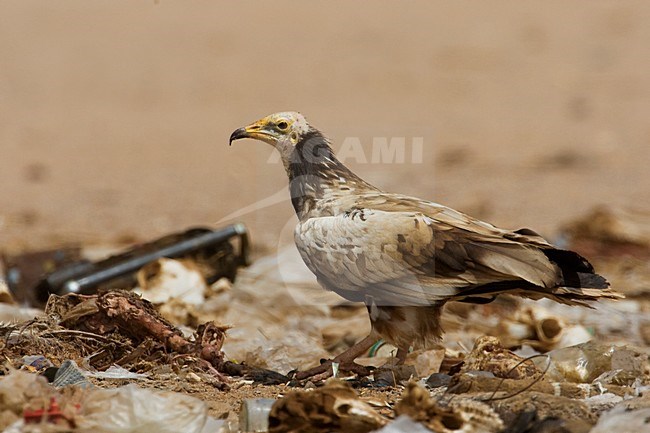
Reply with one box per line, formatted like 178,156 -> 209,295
23,396 -> 80,428
0,369 -> 55,431
52,360 -> 92,388
425,373 -> 452,389
85,365 -> 148,381
540,341 -> 648,384
0,290 -> 248,390
0,367 -> 226,433
1,205 -> 650,431
2,247 -> 82,306
491,391 -> 596,428
21,355 -> 53,371
394,382 -> 503,433
460,336 -> 541,380
76,384 -> 213,433
268,379 -> 387,433
0,302 -> 42,323
134,257 -> 208,305
0,278 -> 15,304
499,406 -> 593,433
582,393 -> 623,414
239,398 -> 276,432
495,306 -> 592,351
371,416 -> 432,433
590,404 -> 650,433
30,224 -> 249,305
47,290 -> 229,371
240,330 -> 331,375
407,348 -> 446,378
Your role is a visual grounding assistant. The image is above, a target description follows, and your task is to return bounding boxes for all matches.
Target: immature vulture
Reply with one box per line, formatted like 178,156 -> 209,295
230,112 -> 621,380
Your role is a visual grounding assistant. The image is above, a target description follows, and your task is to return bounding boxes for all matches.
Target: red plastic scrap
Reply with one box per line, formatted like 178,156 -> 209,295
23,397 -> 79,427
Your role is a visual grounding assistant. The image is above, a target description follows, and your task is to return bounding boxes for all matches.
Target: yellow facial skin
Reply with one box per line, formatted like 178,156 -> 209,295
229,112 -> 308,146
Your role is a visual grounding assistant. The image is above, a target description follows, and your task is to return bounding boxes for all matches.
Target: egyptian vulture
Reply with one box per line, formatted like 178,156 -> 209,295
230,112 -> 621,380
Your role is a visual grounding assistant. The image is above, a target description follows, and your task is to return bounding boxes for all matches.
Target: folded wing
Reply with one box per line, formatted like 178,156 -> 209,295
296,203 -> 617,306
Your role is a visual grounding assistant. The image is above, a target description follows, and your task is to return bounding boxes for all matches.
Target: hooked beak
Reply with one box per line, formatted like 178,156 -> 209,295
229,127 -> 249,146
229,119 -> 277,146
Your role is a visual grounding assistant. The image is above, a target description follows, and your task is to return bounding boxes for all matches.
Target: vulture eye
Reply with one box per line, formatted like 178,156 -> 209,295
277,121 -> 289,131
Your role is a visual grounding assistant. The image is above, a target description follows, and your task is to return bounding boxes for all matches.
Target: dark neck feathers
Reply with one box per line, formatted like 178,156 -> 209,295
286,130 -> 372,217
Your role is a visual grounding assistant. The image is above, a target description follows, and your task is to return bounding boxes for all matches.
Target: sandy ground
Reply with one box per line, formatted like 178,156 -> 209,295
1,1 -> 649,255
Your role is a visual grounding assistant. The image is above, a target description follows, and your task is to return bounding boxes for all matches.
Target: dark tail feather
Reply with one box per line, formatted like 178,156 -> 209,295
575,272 -> 609,289
453,282 -> 622,307
542,248 -> 593,273
542,248 -> 608,288
539,247 -> 620,304
452,247 -> 622,306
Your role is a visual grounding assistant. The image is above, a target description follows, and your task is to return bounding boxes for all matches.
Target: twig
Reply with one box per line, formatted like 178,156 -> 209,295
43,329 -> 116,343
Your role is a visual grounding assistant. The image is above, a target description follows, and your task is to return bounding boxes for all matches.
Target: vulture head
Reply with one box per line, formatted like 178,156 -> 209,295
230,112 -> 336,176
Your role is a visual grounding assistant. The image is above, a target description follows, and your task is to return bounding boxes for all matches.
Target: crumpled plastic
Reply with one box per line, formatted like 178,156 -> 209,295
239,398 -> 276,433
0,370 -> 53,431
134,258 -> 208,305
539,341 -> 648,384
590,404 -> 650,433
370,416 -> 431,433
76,384 -> 209,433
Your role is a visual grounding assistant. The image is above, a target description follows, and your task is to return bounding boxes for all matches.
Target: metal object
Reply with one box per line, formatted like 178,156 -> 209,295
34,224 -> 249,304
3,247 -> 83,306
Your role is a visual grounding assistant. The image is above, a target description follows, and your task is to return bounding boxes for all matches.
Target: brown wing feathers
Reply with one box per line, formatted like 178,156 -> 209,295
350,200 -> 617,305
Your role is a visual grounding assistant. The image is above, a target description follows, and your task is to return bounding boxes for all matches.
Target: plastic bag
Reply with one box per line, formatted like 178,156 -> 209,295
76,384 -> 208,433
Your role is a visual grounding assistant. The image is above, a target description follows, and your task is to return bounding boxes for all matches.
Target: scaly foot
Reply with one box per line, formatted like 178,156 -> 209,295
294,359 -> 372,381
293,335 -> 379,381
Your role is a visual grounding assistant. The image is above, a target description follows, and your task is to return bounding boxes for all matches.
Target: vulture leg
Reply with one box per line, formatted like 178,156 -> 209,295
294,335 -> 377,381
396,347 -> 408,364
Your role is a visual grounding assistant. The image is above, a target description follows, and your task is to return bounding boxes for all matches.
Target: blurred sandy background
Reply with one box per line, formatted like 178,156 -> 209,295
1,1 -> 649,253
